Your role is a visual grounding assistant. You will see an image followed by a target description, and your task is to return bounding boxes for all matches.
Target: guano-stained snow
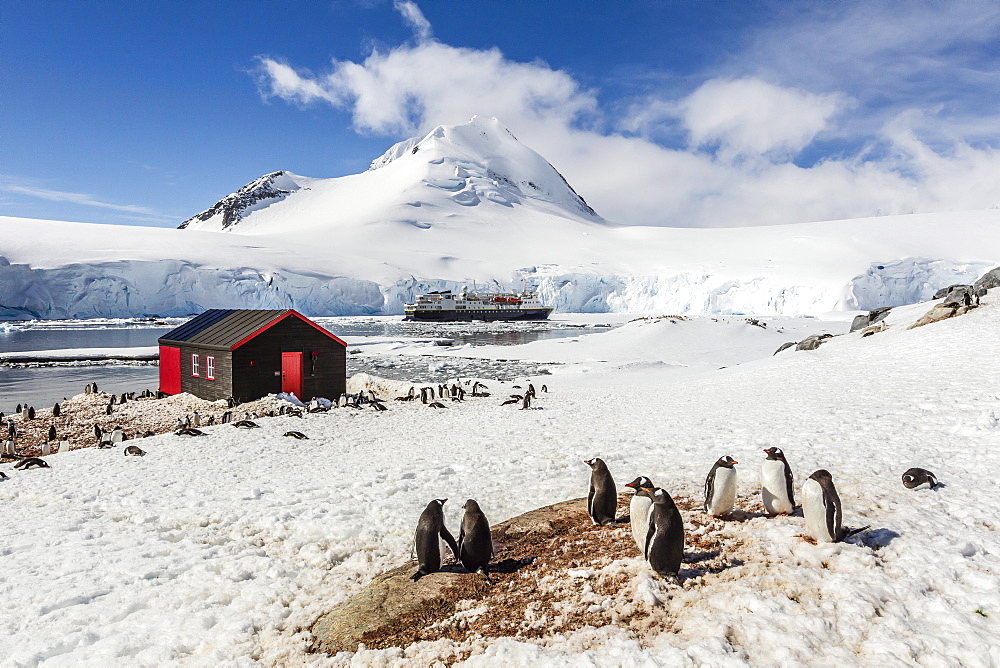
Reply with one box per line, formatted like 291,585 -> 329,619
1,296 -> 998,665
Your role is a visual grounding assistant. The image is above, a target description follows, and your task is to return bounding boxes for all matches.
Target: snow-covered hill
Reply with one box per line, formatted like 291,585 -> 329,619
2,293 -> 998,664
1,117 -> 999,319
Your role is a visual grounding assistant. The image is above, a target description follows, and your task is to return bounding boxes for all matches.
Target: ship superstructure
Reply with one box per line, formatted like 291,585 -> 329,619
404,287 -> 553,322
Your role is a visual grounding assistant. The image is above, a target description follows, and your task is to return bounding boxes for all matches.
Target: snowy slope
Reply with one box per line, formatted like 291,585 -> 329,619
1,295 -> 998,664
1,117 -> 999,319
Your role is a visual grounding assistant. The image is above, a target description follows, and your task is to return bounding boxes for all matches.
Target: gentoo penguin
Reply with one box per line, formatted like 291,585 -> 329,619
93,424 -> 102,441
412,499 -> 460,581
500,397 -> 520,406
191,411 -> 200,427
428,401 -> 447,409
52,403 -> 60,418
14,457 -> 50,469
105,404 -> 113,416
624,476 -> 655,553
704,456 -> 738,517
110,427 -> 124,444
47,425 -> 57,442
0,471 -> 7,480
459,499 -> 494,577
902,467 -> 938,490
27,406 -> 35,420
371,401 -> 387,412
641,486 -> 685,580
15,403 -> 21,414
802,469 -> 843,543
233,420 -> 259,429
124,445 -> 145,456
584,458 -> 618,525
761,447 -> 795,515
283,431 -> 309,439
175,427 -> 207,437
520,393 -> 532,410
541,384 -> 548,392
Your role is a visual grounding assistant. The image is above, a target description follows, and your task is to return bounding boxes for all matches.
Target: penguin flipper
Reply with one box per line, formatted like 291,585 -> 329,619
440,526 -> 460,562
644,521 -> 655,560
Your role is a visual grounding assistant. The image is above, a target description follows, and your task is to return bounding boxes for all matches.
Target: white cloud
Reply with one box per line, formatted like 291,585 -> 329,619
251,2 -> 1000,227
392,0 -> 432,43
1,182 -> 165,218
678,78 -> 849,161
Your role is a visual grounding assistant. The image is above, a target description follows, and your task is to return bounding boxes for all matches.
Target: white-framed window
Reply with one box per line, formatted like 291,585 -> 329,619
191,353 -> 200,377
206,356 -> 215,380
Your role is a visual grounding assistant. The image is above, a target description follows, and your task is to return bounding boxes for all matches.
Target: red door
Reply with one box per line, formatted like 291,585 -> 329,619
159,345 -> 181,395
281,352 -> 303,398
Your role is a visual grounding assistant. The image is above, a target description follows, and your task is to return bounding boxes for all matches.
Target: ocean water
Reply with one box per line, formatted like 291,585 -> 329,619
0,317 -> 609,412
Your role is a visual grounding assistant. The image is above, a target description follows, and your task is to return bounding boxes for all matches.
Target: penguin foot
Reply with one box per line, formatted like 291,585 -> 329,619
411,569 -> 429,582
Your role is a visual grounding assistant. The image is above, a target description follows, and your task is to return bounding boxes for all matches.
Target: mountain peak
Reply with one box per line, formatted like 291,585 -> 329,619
180,117 -> 600,233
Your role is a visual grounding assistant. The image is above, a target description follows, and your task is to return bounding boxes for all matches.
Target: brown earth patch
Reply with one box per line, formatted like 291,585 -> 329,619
310,493 -> 746,659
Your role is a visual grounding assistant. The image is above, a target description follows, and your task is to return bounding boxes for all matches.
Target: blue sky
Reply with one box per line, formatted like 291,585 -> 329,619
3,1 -> 999,228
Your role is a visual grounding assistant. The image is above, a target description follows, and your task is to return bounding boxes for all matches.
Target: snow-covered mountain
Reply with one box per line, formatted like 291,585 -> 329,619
1,117 -> 999,319
178,117 -> 601,234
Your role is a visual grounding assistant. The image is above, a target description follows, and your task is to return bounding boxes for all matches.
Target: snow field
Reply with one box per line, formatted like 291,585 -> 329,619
0,301 -> 998,664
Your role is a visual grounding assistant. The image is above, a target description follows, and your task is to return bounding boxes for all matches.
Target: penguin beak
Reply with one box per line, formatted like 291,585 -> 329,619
732,460 -> 739,465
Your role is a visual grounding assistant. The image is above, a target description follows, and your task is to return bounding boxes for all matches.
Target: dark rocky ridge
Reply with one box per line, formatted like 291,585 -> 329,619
178,171 -> 300,231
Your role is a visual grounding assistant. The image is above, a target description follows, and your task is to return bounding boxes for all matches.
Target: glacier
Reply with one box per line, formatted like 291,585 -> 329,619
1,117 -> 998,320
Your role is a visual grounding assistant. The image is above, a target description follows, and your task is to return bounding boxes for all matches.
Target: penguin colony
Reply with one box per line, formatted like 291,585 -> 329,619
408,446 -> 935,583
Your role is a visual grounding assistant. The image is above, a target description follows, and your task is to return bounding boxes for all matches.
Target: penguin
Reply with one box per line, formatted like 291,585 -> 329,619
191,411 -> 200,427
105,404 -> 113,416
52,403 -> 60,418
14,457 -> 50,469
641,486 -> 685,580
901,467 -> 938,490
500,397 -> 520,406
459,498 -> 494,577
207,415 -> 216,426
27,406 -> 35,420
283,431 -> 309,439
584,457 -> 618,525
624,476 -> 655,553
428,401 -> 447,409
15,403 -> 21,413
109,394 -> 117,406
233,420 -> 259,429
520,393 -> 532,410
110,427 -> 124,444
93,424 -> 102,441
221,411 -> 232,424
7,421 -> 15,441
412,498 -> 460,581
175,427 -> 207,437
47,425 -> 57,442
802,469 -> 844,543
371,401 -> 387,412
124,445 -> 145,456
142,431 -> 155,438
0,471 -> 7,480
704,455 -> 738,517
119,393 -> 127,404
541,384 -> 548,393
527,383 -> 536,397
761,447 -> 795,515
92,382 -> 98,393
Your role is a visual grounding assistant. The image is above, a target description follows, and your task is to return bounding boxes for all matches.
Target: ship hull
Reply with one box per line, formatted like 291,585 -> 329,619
404,308 -> 553,322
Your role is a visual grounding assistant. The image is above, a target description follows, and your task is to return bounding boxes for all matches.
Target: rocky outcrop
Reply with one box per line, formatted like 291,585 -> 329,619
310,497 -> 592,655
773,341 -> 796,355
933,284 -> 972,300
796,333 -> 834,351
850,306 -> 893,332
909,302 -> 978,329
974,266 -> 1000,292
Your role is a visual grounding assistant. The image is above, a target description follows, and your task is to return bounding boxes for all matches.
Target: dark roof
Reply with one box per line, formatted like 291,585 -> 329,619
158,309 -> 346,350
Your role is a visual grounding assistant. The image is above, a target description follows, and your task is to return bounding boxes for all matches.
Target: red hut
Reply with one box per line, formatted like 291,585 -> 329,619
157,309 -> 346,402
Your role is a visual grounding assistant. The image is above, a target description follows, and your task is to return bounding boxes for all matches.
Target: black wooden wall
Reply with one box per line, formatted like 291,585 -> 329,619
231,318 -> 346,402
179,346 -> 234,402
